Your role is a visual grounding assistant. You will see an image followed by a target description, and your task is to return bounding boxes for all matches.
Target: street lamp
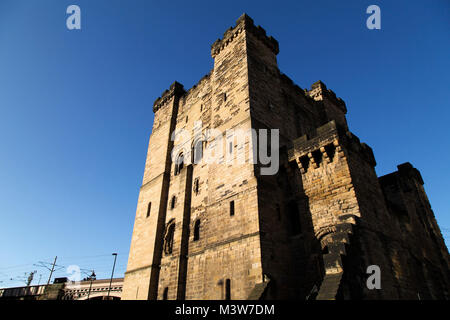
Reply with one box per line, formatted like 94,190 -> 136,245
107,253 -> 117,300
87,270 -> 96,300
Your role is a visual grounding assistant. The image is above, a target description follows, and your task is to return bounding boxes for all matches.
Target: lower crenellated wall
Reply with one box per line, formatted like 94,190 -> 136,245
287,120 -> 450,299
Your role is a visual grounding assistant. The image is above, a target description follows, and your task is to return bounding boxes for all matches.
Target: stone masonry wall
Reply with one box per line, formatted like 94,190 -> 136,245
123,13 -> 449,300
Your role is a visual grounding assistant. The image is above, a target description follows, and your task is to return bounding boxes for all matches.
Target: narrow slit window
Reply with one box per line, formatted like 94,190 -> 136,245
193,178 -> 199,195
230,201 -> 235,216
146,202 -> 151,218
225,279 -> 231,300
164,220 -> 175,255
163,287 -> 168,300
170,196 -> 176,210
193,220 -> 200,241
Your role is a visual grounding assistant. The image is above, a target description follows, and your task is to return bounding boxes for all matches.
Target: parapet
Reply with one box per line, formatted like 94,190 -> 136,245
183,71 -> 212,98
307,80 -> 347,113
379,162 -> 424,187
279,73 -> 307,98
211,13 -> 279,58
153,81 -> 186,113
288,120 -> 376,169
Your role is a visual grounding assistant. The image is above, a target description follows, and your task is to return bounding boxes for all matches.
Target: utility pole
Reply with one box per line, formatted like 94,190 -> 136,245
46,256 -> 57,285
34,256 -> 64,287
107,253 -> 117,299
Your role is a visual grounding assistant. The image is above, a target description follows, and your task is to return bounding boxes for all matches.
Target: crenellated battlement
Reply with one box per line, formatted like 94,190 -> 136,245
288,120 -> 376,172
379,162 -> 425,191
307,80 -> 347,113
153,81 -> 185,113
211,13 -> 279,58
183,71 -> 212,98
278,75 -> 347,115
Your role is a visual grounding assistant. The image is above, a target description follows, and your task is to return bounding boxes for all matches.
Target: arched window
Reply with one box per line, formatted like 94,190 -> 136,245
146,202 -> 151,218
175,153 -> 184,175
193,220 -> 200,241
193,140 -> 203,164
163,287 -> 168,300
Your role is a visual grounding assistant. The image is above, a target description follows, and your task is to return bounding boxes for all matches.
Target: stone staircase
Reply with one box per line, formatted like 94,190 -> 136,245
316,223 -> 353,300
247,276 -> 271,300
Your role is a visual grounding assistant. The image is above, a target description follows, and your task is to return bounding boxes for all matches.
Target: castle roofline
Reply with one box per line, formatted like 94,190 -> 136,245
153,81 -> 185,112
288,120 -> 376,167
307,80 -> 347,113
378,162 -> 424,186
211,13 -> 279,58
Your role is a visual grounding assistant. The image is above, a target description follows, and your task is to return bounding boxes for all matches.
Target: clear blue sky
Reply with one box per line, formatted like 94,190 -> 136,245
0,0 -> 449,288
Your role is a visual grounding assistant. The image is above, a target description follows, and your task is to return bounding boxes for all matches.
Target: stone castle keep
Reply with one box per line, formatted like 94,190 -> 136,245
122,14 -> 450,300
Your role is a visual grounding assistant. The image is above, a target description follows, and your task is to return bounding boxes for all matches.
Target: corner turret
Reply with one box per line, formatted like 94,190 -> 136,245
211,13 -> 279,58
153,81 -> 185,113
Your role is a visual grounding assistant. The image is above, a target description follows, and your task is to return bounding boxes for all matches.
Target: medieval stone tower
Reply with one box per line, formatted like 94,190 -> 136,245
122,14 -> 450,300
